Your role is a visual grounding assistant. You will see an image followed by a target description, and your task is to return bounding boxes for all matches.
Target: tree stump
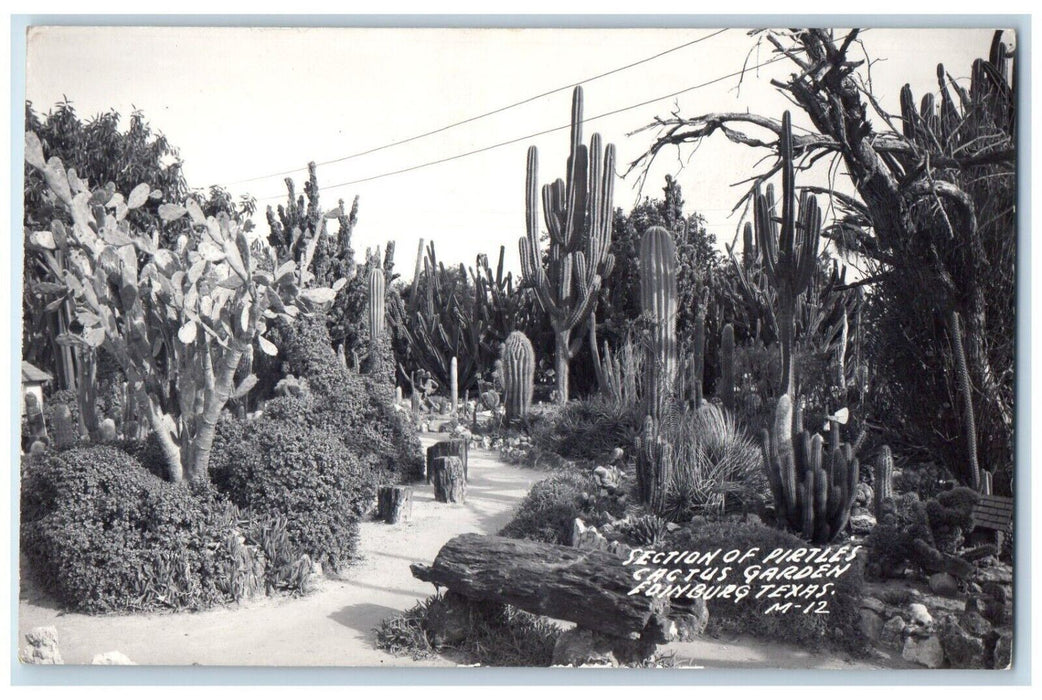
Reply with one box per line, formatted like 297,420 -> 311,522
426,439 -> 469,482
431,456 -> 466,503
377,485 -> 413,524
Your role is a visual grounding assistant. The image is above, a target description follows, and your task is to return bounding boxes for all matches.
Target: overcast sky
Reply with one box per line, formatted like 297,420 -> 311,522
25,26 -> 1004,279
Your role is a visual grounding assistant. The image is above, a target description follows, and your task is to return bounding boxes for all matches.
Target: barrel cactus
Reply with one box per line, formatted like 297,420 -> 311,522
502,331 -> 534,423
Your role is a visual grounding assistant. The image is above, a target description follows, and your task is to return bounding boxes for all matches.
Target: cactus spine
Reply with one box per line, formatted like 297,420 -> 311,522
762,394 -> 860,544
450,356 -> 459,415
519,86 -> 615,404
720,323 -> 735,412
502,331 -> 534,423
754,112 -> 822,397
639,226 -> 678,420
875,445 -> 894,515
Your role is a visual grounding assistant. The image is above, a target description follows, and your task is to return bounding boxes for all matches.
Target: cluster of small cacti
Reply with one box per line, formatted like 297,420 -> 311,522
761,394 -> 860,544
501,331 -> 534,423
639,226 -> 678,421
519,85 -> 615,404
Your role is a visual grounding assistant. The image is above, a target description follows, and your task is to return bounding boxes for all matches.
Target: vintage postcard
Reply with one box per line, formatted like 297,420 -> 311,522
16,22 -> 1017,673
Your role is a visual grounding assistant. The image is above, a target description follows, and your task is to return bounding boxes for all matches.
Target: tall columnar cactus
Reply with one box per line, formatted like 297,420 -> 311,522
639,226 -> 678,420
754,112 -> 822,397
502,331 -> 534,423
875,445 -> 894,515
450,356 -> 459,415
368,265 -> 386,342
720,323 -> 735,412
949,310 -> 981,492
688,313 -> 705,408
635,416 -> 673,514
519,86 -> 615,404
761,394 -> 860,544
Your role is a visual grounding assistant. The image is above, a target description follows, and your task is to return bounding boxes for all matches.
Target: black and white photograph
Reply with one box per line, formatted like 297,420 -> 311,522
14,19 -> 1021,674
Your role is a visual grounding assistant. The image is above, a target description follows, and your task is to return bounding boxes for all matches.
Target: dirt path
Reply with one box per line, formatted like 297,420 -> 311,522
18,437 -> 544,667
18,436 -> 883,669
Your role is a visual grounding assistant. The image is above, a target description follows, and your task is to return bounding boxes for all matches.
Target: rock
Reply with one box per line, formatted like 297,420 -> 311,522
907,603 -> 934,626
902,634 -> 945,668
20,626 -> 63,665
860,596 -> 887,615
939,617 -> 985,669
980,581 -> 1008,603
859,609 -> 884,642
423,592 -> 491,647
91,651 -> 135,665
551,628 -> 618,667
848,512 -> 876,535
881,616 -> 907,649
975,564 -> 1013,586
929,572 -> 960,597
671,597 -> 710,641
959,611 -> 992,637
854,481 -> 874,507
993,630 -> 1013,669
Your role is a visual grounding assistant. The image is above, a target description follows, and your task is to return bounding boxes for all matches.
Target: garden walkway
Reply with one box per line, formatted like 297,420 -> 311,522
18,436 -> 879,669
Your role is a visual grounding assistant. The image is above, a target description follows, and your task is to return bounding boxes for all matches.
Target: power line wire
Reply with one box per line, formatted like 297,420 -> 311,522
256,52 -> 789,202
220,28 -> 729,187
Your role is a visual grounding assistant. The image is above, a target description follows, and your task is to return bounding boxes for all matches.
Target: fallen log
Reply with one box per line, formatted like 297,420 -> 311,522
377,485 -> 413,524
426,439 -> 469,482
431,456 -> 466,503
411,533 -> 673,642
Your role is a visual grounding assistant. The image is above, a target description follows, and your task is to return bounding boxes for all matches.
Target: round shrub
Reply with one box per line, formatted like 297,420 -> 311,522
20,446 -> 261,613
664,517 -> 866,653
499,470 -> 626,545
277,315 -> 424,481
215,418 -> 378,570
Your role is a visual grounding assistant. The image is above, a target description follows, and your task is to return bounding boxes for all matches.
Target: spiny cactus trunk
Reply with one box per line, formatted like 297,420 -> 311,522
949,310 -> 981,491
639,226 -> 677,422
720,324 -> 736,413
554,332 -> 570,404
450,356 -> 459,415
875,445 -> 894,515
503,331 -> 534,423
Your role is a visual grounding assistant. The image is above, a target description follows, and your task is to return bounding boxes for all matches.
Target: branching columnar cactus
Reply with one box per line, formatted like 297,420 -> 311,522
635,416 -> 673,514
519,86 -> 615,403
875,445 -> 894,516
761,394 -> 860,544
502,331 -> 534,423
639,226 -> 678,420
754,112 -> 822,397
720,324 -> 735,413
